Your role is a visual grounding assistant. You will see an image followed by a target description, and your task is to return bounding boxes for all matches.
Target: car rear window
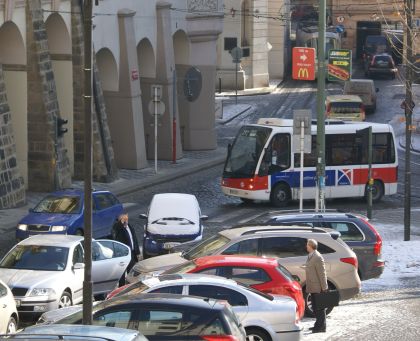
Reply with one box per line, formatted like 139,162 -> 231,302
276,262 -> 295,281
344,82 -> 372,93
326,222 -> 364,241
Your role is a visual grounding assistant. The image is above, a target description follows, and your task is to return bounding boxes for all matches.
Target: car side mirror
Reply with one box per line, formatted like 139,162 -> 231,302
73,263 -> 85,270
139,214 -> 148,219
200,215 -> 209,221
376,88 -> 379,92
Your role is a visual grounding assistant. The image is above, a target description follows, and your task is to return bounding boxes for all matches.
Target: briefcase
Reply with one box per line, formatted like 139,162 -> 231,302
312,290 -> 340,310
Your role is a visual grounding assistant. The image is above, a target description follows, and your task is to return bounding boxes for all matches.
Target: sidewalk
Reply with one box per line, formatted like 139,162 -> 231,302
389,113 -> 420,153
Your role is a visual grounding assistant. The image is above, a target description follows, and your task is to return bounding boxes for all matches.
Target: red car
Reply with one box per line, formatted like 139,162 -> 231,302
165,255 -> 305,319
107,255 -> 305,319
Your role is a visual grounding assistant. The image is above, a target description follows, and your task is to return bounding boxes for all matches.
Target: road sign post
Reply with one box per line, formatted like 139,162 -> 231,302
149,85 -> 165,174
292,47 -> 316,81
293,110 -> 312,212
230,47 -> 243,104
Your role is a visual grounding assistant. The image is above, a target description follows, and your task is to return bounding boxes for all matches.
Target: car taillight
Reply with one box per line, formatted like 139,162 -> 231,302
340,257 -> 358,268
202,336 -> 239,341
362,218 -> 383,256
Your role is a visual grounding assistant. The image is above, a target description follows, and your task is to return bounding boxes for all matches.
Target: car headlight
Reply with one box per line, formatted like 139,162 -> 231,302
30,288 -> 56,297
51,225 -> 67,232
17,224 -> 28,231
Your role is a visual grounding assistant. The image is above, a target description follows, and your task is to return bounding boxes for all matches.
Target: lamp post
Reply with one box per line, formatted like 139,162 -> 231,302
82,0 -> 93,325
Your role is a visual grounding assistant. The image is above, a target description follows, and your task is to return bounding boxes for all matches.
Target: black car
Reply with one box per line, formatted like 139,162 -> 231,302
40,293 -> 247,341
264,211 -> 384,281
364,53 -> 397,79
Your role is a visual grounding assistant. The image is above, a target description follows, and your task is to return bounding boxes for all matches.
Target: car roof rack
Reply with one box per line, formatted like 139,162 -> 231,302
269,209 -> 362,219
241,226 -> 328,235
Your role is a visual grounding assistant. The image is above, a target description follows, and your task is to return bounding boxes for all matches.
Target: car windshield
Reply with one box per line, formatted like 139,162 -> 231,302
238,282 -> 274,301
223,126 -> 271,178
0,245 -> 69,271
33,195 -> 81,214
183,234 -> 230,260
114,282 -> 150,298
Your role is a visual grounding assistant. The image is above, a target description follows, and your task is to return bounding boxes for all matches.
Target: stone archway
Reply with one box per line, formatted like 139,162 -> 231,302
0,21 -> 26,207
96,48 -> 119,91
45,13 -> 74,174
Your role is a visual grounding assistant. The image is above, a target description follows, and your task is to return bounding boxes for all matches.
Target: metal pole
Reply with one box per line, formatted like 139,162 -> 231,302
316,0 -> 326,212
235,62 -> 238,105
367,127 -> 373,219
82,0 -> 93,325
154,88 -> 158,174
172,69 -> 177,164
404,0 -> 413,241
299,120 -> 304,212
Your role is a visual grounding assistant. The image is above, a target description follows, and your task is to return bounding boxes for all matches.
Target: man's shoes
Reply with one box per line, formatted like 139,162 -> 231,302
312,328 -> 326,333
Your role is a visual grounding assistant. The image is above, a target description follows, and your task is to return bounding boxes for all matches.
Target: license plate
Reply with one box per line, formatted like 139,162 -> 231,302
230,189 -> 238,195
15,299 -> 20,307
163,242 -> 181,250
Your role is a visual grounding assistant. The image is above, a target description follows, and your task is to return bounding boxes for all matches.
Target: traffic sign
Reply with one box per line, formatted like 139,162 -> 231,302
292,47 -> 315,81
328,49 -> 352,81
148,100 -> 165,116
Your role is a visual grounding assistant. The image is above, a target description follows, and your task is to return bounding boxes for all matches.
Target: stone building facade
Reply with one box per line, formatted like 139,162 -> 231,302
0,0 -> 224,206
216,0 -> 290,90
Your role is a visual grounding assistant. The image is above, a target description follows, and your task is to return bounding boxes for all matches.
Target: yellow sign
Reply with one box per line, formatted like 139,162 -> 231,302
297,68 -> 309,79
333,61 -> 349,66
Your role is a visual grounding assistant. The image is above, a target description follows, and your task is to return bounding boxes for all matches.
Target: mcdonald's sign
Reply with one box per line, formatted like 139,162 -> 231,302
292,47 -> 315,80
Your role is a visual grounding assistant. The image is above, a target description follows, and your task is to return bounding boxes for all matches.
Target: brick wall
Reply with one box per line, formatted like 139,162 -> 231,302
26,0 -> 71,192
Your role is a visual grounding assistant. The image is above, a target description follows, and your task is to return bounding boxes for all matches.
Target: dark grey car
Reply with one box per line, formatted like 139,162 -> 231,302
264,211 -> 384,281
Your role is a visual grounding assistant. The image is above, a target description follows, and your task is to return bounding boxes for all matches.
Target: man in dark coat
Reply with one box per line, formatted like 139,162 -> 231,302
113,213 -> 140,286
305,238 -> 328,333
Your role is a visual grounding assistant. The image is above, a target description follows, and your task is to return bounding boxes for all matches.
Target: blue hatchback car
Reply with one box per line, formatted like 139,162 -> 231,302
16,189 -> 123,241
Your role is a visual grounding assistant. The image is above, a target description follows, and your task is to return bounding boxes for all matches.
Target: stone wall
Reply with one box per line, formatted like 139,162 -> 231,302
0,64 -> 25,208
26,0 -> 71,192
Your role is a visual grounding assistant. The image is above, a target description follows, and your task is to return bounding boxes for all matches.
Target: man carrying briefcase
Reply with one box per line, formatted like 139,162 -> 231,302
305,238 -> 328,333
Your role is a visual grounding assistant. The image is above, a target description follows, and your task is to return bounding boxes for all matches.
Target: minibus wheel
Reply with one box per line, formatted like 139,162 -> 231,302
270,183 -> 290,207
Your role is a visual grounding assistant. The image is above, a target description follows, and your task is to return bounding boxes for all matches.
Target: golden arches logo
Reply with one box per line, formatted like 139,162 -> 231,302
297,68 -> 309,78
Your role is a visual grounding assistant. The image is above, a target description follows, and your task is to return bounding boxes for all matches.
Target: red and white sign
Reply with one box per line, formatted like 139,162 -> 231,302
131,69 -> 139,81
292,47 -> 316,80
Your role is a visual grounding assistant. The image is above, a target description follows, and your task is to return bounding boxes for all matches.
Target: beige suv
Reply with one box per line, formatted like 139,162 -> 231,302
128,226 -> 361,316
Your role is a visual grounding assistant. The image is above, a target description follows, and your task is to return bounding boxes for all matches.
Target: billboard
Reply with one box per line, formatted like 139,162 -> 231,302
328,49 -> 352,81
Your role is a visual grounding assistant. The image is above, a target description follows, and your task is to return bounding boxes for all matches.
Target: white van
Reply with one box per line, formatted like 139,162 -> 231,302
344,79 -> 378,113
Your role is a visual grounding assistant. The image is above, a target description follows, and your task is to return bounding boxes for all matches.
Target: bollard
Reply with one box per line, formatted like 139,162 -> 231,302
219,78 -> 222,93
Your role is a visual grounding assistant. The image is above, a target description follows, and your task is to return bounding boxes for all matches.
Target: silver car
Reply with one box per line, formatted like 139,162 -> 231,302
128,226 -> 361,315
3,324 -> 148,341
0,235 -> 131,318
40,274 -> 302,341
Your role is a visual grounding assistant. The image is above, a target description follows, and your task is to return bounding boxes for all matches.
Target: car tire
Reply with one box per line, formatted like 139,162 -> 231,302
270,183 -> 291,207
245,327 -> 270,341
58,291 -> 73,309
367,180 -> 384,203
6,316 -> 17,335
303,289 -> 334,317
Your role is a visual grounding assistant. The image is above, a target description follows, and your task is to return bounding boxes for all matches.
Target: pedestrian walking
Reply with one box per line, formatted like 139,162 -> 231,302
305,238 -> 328,333
113,213 -> 140,286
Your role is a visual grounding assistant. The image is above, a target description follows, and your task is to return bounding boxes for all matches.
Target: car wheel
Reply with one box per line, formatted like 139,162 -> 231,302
245,327 -> 270,341
58,291 -> 73,309
270,183 -> 291,207
303,289 -> 334,317
75,229 -> 84,236
6,316 -> 17,335
367,180 -> 384,203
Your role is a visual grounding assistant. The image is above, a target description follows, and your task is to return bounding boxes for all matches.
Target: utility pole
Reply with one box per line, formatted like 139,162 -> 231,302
83,0 -> 93,324
315,0 -> 326,212
404,0 -> 414,241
